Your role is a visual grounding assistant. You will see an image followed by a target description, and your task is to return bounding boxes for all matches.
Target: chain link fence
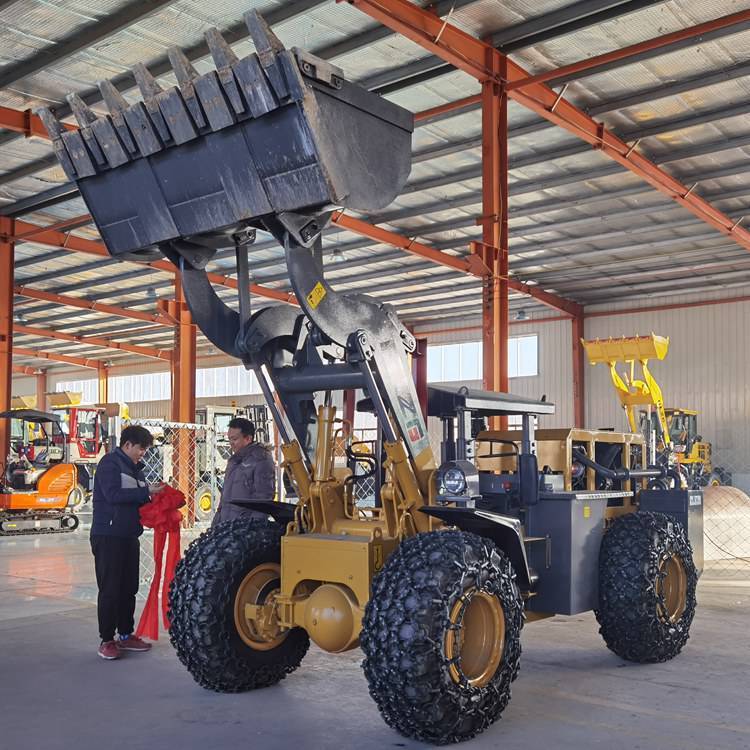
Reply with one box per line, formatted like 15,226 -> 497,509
699,439 -> 750,580
131,419 -> 220,599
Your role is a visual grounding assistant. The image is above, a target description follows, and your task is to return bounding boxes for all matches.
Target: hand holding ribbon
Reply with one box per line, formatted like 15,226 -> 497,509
135,485 -> 186,641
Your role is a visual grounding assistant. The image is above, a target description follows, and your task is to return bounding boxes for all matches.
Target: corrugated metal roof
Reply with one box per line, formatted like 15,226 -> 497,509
3,0 -> 750,371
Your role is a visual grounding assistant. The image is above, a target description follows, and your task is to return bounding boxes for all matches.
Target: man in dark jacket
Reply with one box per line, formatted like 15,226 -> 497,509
91,424 -> 163,660
211,417 -> 275,527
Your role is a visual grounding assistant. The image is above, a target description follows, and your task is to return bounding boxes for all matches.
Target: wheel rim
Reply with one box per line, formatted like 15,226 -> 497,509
655,554 -> 687,623
198,492 -> 212,513
233,562 -> 286,651
444,589 -> 505,688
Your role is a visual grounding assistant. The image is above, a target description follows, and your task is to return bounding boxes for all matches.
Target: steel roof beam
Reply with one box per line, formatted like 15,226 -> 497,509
507,9 -> 750,92
13,285 -> 173,325
352,0 -> 750,258
12,365 -> 36,376
7,219 -> 295,305
368,2 -> 748,95
13,346 -> 104,369
14,323 -> 172,361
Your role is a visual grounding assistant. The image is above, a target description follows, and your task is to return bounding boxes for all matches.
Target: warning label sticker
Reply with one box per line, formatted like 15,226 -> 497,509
306,282 -> 326,309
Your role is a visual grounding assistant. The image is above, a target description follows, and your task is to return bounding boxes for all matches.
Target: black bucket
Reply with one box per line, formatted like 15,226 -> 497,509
38,11 -> 413,259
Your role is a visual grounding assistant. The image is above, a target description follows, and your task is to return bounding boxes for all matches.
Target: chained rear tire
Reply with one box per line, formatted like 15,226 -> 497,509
168,517 -> 309,692
596,511 -> 697,663
361,530 -> 524,745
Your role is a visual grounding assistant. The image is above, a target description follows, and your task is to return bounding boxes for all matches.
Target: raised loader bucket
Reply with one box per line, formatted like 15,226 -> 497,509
37,11 -> 413,259
583,333 -> 669,365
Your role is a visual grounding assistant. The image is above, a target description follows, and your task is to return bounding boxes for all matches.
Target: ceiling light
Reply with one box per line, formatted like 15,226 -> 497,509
330,247 -> 347,264
515,309 -> 528,321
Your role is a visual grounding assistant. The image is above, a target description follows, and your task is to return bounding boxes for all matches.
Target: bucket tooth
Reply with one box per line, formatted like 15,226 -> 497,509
243,10 -> 289,100
65,93 -> 107,166
36,107 -> 65,139
205,28 -> 244,115
132,62 -> 163,100
98,80 -> 128,114
35,107 -> 77,179
66,93 -> 98,127
167,47 -> 207,129
131,63 -> 171,144
205,27 -> 239,68
168,46 -> 198,86
244,10 -> 285,60
97,80 -> 137,154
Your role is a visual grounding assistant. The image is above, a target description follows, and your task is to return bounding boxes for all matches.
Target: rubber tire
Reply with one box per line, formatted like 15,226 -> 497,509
596,511 -> 697,663
168,517 -> 309,692
361,530 -> 524,745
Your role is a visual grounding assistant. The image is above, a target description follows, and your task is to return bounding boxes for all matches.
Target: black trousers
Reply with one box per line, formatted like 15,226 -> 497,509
90,535 -> 140,642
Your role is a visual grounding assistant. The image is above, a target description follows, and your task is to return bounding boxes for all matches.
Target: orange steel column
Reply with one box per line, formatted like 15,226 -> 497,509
36,369 -> 47,412
0,217 -> 14,462
572,312 -> 586,428
97,363 -> 108,403
170,277 -> 197,523
479,53 -> 509,428
170,277 -> 196,423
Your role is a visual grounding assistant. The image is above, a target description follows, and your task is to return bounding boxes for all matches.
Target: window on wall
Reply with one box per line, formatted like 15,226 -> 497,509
196,365 -> 259,398
508,335 -> 538,378
427,341 -> 482,383
426,336 -> 538,382
110,372 -> 170,402
55,379 -> 98,403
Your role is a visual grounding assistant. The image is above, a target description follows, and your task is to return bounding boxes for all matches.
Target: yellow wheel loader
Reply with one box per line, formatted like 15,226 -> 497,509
40,14 -> 702,743
583,334 -> 727,488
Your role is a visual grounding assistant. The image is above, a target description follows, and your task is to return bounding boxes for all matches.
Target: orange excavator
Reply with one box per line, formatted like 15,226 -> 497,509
0,410 -> 80,535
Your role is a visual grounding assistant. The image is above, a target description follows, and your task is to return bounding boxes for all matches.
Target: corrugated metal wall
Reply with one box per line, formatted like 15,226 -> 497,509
583,297 -> 750,491
508,319 -> 573,429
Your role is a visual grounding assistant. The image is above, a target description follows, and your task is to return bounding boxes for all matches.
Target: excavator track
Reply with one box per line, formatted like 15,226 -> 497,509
0,513 -> 79,536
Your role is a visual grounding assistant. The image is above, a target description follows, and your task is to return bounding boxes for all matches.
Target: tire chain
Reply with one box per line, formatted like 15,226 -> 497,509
168,517 -> 309,692
361,529 -> 524,745
595,511 -> 698,663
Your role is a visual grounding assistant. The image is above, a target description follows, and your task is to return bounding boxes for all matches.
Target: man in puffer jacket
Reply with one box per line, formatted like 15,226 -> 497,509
90,424 -> 163,660
211,417 -> 275,527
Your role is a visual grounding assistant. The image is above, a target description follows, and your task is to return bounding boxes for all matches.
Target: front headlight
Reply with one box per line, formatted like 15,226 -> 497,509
442,466 -> 466,494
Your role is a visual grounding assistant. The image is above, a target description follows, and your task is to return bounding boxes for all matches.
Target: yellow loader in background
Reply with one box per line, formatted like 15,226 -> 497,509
583,334 -> 728,488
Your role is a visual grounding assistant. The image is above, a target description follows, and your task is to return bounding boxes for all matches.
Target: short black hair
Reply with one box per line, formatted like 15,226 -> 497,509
120,424 -> 154,449
228,417 -> 255,438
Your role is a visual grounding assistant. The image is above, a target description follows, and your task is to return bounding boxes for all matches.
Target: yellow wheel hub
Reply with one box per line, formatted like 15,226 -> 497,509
445,589 -> 505,688
655,554 -> 687,623
233,562 -> 286,651
198,492 -> 212,512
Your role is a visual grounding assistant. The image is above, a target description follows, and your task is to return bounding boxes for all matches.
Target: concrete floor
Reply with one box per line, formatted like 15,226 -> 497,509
1,531 -> 749,750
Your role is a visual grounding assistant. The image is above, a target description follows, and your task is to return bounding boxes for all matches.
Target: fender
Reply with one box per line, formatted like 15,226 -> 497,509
419,506 -> 535,590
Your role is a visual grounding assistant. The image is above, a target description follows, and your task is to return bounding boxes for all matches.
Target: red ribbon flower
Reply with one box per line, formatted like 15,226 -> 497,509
135,485 -> 186,641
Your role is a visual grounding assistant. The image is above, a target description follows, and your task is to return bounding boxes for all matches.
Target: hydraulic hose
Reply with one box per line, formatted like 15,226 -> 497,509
572,448 -> 666,481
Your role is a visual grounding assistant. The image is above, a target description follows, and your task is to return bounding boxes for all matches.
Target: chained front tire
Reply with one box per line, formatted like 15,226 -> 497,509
361,530 -> 524,745
596,511 -> 697,663
168,517 -> 309,692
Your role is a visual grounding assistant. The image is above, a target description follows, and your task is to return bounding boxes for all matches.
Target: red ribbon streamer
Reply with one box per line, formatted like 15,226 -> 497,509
135,486 -> 186,641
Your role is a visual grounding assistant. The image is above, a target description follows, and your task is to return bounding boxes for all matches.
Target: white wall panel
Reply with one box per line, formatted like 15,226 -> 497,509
508,319 -> 573,429
584,299 -> 750,489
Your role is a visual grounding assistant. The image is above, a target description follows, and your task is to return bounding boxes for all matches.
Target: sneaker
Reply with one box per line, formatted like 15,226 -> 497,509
117,634 -> 152,652
98,640 -> 121,660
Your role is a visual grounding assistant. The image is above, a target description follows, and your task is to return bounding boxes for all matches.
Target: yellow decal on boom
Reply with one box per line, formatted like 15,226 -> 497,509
307,282 -> 326,309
